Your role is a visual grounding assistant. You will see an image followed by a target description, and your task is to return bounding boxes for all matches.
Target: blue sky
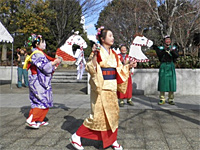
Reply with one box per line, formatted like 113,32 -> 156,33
84,0 -> 112,35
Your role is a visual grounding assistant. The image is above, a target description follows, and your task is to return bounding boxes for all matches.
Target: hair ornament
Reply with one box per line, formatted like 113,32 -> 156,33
27,34 -> 42,47
96,26 -> 104,41
97,26 -> 104,35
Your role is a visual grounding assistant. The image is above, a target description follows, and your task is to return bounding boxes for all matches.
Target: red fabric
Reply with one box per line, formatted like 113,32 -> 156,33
28,108 -> 49,122
102,70 -> 116,75
118,54 -> 129,64
76,124 -> 118,148
96,51 -> 102,63
56,48 -> 76,61
117,74 -> 132,99
37,47 -> 55,61
117,53 -> 132,99
30,65 -> 37,75
111,50 -> 125,84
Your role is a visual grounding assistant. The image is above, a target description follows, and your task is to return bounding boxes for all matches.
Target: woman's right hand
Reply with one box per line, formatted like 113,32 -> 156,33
92,44 -> 100,56
52,58 -> 61,66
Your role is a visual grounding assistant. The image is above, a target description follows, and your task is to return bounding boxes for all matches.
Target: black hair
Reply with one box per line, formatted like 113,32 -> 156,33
119,44 -> 126,50
90,40 -> 95,47
32,37 -> 44,48
97,28 -> 112,45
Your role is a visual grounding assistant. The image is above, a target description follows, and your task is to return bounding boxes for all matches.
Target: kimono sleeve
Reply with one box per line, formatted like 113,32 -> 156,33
31,53 -> 54,75
85,60 -> 104,94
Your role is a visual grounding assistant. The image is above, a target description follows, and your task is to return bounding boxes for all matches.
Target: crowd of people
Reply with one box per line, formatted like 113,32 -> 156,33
15,26 -> 179,150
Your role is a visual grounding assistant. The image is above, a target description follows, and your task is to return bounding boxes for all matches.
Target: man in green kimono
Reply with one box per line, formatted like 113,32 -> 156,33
153,35 -> 179,105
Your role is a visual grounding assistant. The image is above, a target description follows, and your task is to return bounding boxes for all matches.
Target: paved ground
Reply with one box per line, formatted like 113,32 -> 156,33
0,83 -> 199,150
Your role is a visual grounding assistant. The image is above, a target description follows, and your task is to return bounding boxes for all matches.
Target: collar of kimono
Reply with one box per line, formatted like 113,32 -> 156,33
101,45 -> 110,54
97,46 -> 119,66
36,47 -> 56,61
119,53 -> 129,61
97,45 -> 111,63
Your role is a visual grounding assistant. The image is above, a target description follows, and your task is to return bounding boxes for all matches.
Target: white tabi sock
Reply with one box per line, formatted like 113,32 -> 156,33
26,114 -> 33,124
72,132 -> 81,145
112,140 -> 119,147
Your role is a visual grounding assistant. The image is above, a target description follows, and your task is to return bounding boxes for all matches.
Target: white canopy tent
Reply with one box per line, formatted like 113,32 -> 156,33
0,21 -> 14,89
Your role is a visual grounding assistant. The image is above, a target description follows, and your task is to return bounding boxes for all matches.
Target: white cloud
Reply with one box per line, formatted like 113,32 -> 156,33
85,24 -> 94,29
85,23 -> 97,35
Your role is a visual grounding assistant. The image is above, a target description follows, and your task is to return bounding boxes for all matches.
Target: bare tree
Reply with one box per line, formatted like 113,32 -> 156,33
96,0 -> 153,47
173,0 -> 200,56
145,0 -> 200,55
48,0 -> 107,47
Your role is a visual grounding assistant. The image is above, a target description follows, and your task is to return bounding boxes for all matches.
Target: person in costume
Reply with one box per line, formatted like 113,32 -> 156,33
69,27 -> 136,150
24,34 -> 61,129
17,47 -> 29,88
153,35 -> 179,105
117,44 -> 137,107
74,47 -> 86,80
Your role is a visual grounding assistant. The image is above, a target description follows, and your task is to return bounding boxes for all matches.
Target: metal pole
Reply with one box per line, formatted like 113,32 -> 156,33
10,43 -> 13,89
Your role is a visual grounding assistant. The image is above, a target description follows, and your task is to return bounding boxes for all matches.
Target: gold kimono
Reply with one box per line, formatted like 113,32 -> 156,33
83,47 -> 130,133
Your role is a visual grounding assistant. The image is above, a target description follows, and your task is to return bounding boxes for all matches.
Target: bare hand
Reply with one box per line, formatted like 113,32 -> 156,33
92,44 -> 100,56
52,58 -> 61,65
129,60 -> 137,69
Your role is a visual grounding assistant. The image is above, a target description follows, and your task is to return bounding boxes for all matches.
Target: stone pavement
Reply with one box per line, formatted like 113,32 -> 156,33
0,83 -> 199,150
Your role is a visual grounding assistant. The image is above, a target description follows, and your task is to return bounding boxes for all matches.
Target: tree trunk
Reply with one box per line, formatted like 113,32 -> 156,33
183,47 -> 187,56
1,44 -> 7,65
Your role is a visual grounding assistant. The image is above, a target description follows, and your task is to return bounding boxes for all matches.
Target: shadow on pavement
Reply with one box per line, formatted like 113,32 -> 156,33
162,109 -> 200,126
133,95 -> 200,126
53,103 -> 70,111
62,116 -> 104,149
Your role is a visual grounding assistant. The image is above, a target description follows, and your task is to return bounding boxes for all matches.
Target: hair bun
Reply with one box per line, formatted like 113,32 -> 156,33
27,34 -> 42,47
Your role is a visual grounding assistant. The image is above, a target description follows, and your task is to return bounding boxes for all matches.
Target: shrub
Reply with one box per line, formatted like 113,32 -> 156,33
137,49 -> 200,68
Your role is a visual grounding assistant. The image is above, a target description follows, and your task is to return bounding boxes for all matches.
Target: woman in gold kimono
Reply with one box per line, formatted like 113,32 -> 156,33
69,26 -> 136,150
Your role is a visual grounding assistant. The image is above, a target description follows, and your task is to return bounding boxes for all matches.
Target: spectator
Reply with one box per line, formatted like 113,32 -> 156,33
16,47 -> 28,88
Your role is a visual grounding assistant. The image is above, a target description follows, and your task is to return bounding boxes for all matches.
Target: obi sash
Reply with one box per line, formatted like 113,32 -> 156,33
101,68 -> 116,80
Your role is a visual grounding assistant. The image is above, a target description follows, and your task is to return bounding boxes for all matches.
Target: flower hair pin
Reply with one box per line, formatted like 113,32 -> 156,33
96,26 -> 104,41
27,34 -> 42,47
97,26 -> 104,35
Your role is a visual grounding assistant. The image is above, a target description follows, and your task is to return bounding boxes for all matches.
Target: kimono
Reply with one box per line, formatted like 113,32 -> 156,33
76,46 -> 130,148
27,48 -> 55,123
117,53 -> 133,99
